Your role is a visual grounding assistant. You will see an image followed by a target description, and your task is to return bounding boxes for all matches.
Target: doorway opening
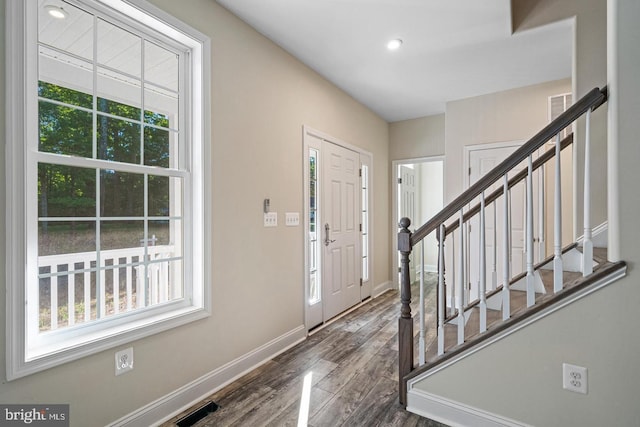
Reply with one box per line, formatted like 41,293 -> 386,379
392,157 -> 444,287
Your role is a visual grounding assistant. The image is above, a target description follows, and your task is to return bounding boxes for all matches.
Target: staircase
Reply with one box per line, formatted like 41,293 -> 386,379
396,87 -> 627,419
418,243 -> 624,369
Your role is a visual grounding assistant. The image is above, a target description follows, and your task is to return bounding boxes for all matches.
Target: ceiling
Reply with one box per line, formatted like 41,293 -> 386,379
215,0 -> 573,122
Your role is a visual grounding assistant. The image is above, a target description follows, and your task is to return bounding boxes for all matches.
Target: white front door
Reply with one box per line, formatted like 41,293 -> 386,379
321,141 -> 362,321
468,144 -> 536,298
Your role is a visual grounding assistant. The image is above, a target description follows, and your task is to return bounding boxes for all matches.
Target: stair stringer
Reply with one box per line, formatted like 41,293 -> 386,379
405,263 -> 626,427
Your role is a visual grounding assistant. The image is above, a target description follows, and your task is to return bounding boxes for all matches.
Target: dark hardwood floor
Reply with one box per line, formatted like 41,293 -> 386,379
162,287 -> 446,427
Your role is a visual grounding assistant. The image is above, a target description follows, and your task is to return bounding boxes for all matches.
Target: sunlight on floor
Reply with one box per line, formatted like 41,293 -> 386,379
297,371 -> 313,426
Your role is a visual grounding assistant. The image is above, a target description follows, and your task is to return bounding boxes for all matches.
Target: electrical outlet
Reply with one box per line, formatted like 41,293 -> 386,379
563,363 -> 587,394
115,347 -> 134,376
264,212 -> 278,227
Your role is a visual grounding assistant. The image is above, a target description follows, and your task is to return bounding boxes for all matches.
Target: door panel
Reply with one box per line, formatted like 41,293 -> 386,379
330,248 -> 342,294
322,142 -> 361,320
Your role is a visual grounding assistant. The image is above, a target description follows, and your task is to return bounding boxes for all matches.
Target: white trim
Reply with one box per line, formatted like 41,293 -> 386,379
359,152 -> 373,298
417,264 -> 438,274
606,1 -> 620,262
5,0 -> 29,385
303,126 -> 374,159
373,280 -> 395,298
407,388 -> 531,427
108,325 -> 307,427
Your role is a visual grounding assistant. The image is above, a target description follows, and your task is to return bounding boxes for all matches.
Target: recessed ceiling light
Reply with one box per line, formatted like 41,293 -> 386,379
45,5 -> 68,19
387,39 -> 403,51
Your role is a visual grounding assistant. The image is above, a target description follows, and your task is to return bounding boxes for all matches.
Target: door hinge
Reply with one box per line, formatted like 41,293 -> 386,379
359,223 -> 362,232
359,168 -> 362,177
360,278 -> 363,287
468,167 -> 471,176
398,177 -> 402,184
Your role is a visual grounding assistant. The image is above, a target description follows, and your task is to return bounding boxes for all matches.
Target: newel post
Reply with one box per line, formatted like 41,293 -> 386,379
398,217 -> 413,406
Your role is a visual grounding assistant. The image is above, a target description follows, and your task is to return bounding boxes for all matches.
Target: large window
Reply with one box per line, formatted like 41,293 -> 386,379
6,0 -> 211,379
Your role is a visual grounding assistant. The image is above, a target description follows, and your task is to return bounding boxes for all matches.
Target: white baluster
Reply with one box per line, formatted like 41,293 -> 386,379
457,210 -> 465,345
51,272 -> 58,330
450,237 -> 456,316
126,257 -> 133,311
419,238 -> 426,366
526,155 -> 535,307
136,265 -> 146,308
538,164 -> 546,262
463,220 -> 469,306
554,133 -> 564,292
68,272 -> 75,326
437,223 -> 445,356
502,174 -> 511,320
84,267 -> 91,322
583,108 -> 593,276
479,191 -> 487,333
492,201 -> 497,291
99,262 -> 106,318
113,260 -> 120,315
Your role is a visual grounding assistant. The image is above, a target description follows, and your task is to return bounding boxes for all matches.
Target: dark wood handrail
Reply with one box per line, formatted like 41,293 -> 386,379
443,133 -> 573,236
410,87 -> 607,246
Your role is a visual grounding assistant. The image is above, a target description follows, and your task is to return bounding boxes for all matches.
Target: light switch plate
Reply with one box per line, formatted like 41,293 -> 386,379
285,212 -> 299,226
264,212 -> 277,227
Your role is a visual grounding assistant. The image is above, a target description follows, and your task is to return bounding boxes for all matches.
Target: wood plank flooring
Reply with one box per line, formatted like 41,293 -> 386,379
162,289 -> 447,427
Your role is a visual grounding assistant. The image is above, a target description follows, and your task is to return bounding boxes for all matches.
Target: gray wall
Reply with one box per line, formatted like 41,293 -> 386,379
389,114 -> 446,161
0,1 -> 390,425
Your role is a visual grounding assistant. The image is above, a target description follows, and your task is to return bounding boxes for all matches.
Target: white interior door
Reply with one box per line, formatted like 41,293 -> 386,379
400,165 -> 417,223
468,145 -> 536,299
322,142 -> 361,321
399,165 -> 417,283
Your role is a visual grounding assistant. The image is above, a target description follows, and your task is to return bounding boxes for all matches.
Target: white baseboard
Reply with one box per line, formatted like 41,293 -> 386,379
373,280 -> 395,297
108,325 -> 307,427
424,264 -> 437,273
407,388 -> 531,427
416,264 -> 438,274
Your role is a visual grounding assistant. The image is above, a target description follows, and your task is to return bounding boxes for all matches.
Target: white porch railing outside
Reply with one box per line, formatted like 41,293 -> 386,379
38,244 -> 176,331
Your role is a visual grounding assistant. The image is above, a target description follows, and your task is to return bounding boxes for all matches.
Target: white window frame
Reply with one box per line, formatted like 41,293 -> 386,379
5,0 -> 211,380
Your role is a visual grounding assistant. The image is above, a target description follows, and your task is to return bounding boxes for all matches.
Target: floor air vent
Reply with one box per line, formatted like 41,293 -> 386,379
176,401 -> 219,427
